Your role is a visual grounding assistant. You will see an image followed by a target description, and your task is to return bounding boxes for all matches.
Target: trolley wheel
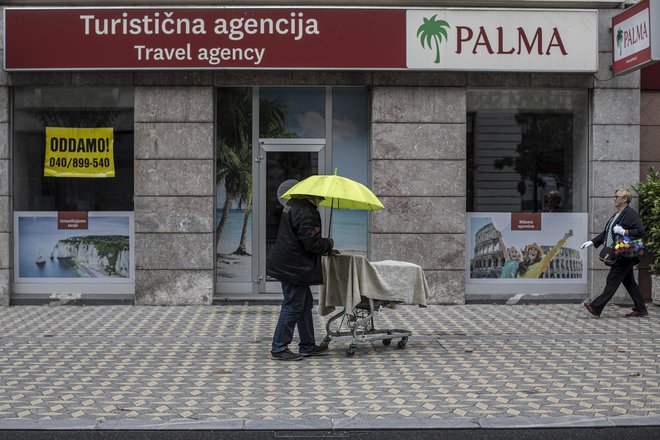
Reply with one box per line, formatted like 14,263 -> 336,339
397,340 -> 407,349
345,347 -> 356,357
382,339 -> 392,346
320,339 -> 330,348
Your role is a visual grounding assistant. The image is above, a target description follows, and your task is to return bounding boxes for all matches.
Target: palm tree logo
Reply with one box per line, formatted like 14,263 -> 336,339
417,15 -> 451,64
616,28 -> 624,56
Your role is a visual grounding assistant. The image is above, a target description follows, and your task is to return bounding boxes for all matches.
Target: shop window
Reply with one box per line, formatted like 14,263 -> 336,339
331,87 -> 369,256
12,87 -> 135,289
13,87 -> 134,211
465,89 -> 588,292
215,86 -> 369,292
259,87 -> 325,138
467,89 -> 588,213
216,87 -> 253,283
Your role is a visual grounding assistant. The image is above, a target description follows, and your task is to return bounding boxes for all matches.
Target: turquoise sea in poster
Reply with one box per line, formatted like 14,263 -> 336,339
216,209 -> 367,255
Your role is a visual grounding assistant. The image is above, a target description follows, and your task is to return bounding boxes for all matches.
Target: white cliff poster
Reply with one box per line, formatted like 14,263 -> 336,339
15,211 -> 134,282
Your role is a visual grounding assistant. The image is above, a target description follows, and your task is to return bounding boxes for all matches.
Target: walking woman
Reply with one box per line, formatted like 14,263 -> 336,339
581,188 -> 648,318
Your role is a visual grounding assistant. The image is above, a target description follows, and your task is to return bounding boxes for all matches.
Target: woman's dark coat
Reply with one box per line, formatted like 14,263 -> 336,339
591,205 -> 644,263
266,198 -> 334,286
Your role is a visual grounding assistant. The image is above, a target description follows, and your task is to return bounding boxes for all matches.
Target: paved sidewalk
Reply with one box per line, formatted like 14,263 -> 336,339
0,303 -> 659,432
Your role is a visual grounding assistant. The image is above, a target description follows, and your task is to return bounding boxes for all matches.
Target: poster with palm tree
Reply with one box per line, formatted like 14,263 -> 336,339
216,88 -> 294,282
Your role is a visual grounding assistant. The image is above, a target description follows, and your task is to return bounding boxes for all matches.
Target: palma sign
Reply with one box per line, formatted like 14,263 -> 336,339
612,0 -> 660,76
407,9 -> 596,71
4,7 -> 597,72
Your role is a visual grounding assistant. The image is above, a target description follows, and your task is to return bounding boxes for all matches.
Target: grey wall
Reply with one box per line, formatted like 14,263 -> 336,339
134,84 -> 215,305
371,82 -> 467,304
638,89 -> 660,298
587,9 -> 642,304
0,9 -> 9,306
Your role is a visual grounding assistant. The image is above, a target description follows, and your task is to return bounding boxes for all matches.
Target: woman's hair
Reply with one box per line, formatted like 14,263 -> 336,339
615,187 -> 632,203
508,246 -> 523,261
524,243 -> 545,263
517,243 -> 545,277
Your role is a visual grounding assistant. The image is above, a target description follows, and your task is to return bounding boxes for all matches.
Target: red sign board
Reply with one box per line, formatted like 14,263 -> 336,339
511,212 -> 541,231
612,0 -> 660,76
4,8 -> 406,70
58,211 -> 89,230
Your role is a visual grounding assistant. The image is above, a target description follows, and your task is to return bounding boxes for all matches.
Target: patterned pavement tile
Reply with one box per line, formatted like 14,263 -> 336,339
0,303 -> 658,422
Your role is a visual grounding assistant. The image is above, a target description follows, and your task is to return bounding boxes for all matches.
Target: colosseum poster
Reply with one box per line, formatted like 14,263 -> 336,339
467,213 -> 587,282
14,212 -> 134,282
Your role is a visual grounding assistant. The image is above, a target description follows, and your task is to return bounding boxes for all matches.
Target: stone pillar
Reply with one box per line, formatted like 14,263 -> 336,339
134,86 -> 215,305
371,85 -> 467,304
639,89 -> 660,299
0,7 -> 9,306
588,9 -> 641,303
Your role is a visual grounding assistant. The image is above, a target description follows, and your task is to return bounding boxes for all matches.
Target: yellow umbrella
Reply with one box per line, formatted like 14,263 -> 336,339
281,169 -> 384,236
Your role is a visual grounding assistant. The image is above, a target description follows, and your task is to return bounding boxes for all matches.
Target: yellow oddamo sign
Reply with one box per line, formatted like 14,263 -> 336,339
44,127 -> 115,178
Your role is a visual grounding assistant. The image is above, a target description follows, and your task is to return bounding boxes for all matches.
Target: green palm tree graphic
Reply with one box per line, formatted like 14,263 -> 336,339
616,28 -> 624,56
417,15 -> 451,64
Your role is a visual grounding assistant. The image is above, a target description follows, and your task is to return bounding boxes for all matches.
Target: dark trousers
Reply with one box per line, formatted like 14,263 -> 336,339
271,282 -> 316,353
591,259 -> 646,315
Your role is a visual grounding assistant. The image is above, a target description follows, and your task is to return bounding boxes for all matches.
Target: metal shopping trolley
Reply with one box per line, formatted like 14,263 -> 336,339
321,296 -> 412,356
319,253 -> 428,357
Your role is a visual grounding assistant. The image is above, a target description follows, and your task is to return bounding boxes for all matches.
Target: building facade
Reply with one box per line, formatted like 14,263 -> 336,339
0,0 -> 650,306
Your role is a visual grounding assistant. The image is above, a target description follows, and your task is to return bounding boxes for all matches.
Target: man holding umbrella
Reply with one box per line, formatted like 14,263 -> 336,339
268,194 -> 337,361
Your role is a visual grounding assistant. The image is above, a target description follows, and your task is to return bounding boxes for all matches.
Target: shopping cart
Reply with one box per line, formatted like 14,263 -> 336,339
321,296 -> 412,356
319,253 -> 428,356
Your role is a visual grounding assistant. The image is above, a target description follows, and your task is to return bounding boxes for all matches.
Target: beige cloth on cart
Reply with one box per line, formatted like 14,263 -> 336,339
319,253 -> 429,316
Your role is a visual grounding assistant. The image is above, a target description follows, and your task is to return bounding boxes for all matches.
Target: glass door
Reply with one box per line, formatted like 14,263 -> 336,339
257,139 -> 326,294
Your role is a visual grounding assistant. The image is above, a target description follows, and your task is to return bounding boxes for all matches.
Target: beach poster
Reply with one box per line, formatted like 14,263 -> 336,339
15,211 -> 133,282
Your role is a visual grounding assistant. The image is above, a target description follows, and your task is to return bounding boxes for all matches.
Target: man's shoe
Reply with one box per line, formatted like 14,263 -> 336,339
625,309 -> 649,318
582,302 -> 600,318
271,349 -> 303,361
300,344 -> 329,357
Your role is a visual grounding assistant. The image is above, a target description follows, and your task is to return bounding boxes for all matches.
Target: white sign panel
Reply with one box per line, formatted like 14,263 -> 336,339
407,9 -> 598,72
615,9 -> 651,60
612,0 -> 660,76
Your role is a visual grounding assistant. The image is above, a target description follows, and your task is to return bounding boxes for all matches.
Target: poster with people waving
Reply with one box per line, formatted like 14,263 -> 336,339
467,212 -> 587,283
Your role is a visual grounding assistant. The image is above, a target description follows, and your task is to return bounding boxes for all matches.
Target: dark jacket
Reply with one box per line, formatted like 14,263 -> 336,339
592,205 -> 644,255
266,198 -> 334,285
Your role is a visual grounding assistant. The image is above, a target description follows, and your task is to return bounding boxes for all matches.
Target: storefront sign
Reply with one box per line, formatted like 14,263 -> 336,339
44,127 -> 115,178
58,212 -> 89,230
4,7 -> 597,72
612,0 -> 660,76
406,9 -> 597,71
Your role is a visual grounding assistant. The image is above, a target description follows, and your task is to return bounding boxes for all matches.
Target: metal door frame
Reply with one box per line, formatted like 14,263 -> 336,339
254,138 -> 327,294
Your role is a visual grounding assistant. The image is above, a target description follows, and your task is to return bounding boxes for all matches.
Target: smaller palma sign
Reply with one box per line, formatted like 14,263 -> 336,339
612,0 -> 660,76
406,9 -> 597,72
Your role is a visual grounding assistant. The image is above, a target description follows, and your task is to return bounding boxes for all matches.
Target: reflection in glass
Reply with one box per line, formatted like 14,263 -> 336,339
331,88 -> 369,256
467,89 -> 588,213
13,87 -> 134,211
259,87 -> 325,138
